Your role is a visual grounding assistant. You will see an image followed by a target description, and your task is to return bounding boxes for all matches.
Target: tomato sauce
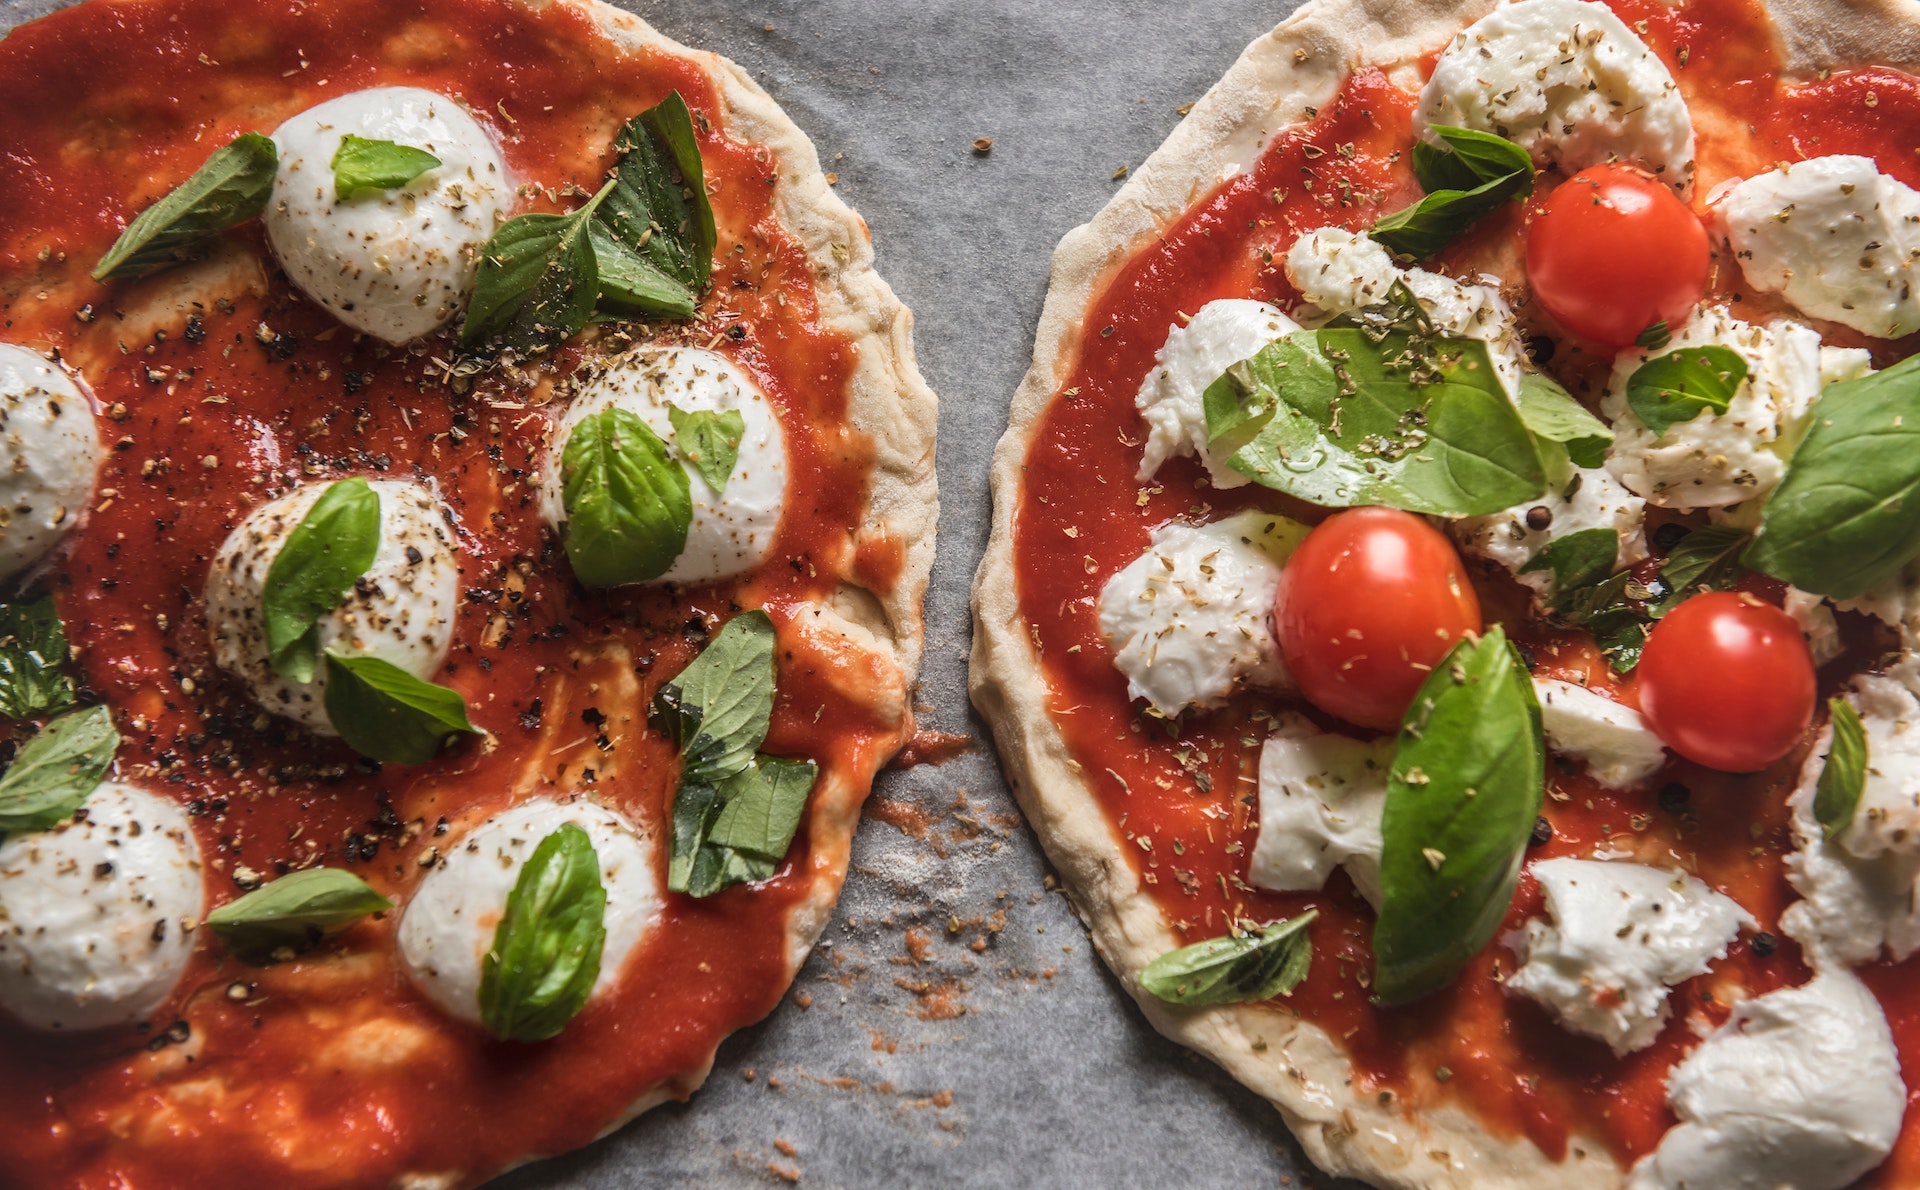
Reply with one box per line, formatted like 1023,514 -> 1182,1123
1013,0 -> 1920,1176
0,1 -> 905,1186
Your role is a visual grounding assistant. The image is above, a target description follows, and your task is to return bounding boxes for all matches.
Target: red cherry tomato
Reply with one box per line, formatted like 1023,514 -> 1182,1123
1274,507 -> 1482,731
1638,591 -> 1816,773
1525,164 -> 1709,350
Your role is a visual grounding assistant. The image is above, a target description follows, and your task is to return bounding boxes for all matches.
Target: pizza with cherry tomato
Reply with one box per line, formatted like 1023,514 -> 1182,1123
0,1 -> 936,1186
973,0 -> 1920,1186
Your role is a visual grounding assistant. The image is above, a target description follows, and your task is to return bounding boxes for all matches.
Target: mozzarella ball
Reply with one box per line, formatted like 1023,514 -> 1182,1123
541,347 -> 788,585
397,799 -> 661,1026
265,87 -> 510,344
205,478 -> 460,733
1135,299 -> 1298,489
0,344 -> 99,583
0,782 -> 203,1031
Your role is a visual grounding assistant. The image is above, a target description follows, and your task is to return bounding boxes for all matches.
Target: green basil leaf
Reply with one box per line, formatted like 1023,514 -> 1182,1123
1815,697 -> 1868,843
263,477 -> 381,683
560,406 -> 693,587
461,179 -> 613,355
1521,527 -> 1618,591
598,91 -> 716,292
478,823 -> 607,1042
92,133 -> 277,281
668,404 -> 745,495
1373,627 -> 1544,1004
667,775 -> 725,895
0,705 -> 118,834
1371,125 -> 1533,260
0,596 -> 75,720
669,753 -> 817,897
1411,126 -> 1534,194
587,222 -> 697,319
1653,526 -> 1750,617
206,867 -> 392,963
1515,371 -> 1613,470
1545,568 -> 1651,672
322,650 -> 477,766
649,610 -> 776,783
1139,911 -> 1317,1007
1745,355 -> 1920,599
331,135 -> 441,201
1626,345 -> 1748,438
1635,321 -> 1672,351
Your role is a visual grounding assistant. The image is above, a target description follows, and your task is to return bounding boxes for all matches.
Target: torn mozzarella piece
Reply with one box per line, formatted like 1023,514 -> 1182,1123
1416,0 -> 1694,192
0,344 -> 99,583
1453,464 -> 1648,595
1719,155 -> 1920,340
541,346 -> 787,586
1134,299 -> 1299,488
397,798 -> 661,1026
1506,858 -> 1750,1055
1246,714 -> 1392,907
1095,510 -> 1303,717
1783,587 -> 1844,667
0,783 -> 203,1031
206,478 -> 461,733
265,87 -> 510,344
1533,679 -> 1667,789
1626,967 -> 1904,1190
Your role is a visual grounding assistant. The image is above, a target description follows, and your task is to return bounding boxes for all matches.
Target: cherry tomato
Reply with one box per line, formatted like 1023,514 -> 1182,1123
1274,507 -> 1482,731
1525,164 -> 1709,350
1638,591 -> 1816,773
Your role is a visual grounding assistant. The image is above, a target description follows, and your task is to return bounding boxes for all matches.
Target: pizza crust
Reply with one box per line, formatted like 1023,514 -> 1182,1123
968,1 -> 1920,1186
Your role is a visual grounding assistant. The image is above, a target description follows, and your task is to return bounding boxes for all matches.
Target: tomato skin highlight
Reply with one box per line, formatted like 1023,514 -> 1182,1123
1274,507 -> 1482,731
1524,164 -> 1710,350
1638,591 -> 1816,773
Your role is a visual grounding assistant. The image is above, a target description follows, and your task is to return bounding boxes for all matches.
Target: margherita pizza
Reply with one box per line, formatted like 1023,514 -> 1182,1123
0,1 -> 935,1186
973,0 -> 1920,1186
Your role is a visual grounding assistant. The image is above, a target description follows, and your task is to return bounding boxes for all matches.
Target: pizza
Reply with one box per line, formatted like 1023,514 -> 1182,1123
972,0 -> 1920,1186
0,0 -> 936,1186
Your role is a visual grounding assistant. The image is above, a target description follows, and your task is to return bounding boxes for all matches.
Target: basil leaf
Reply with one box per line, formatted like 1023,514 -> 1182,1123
331,135 -> 441,201
322,650 -> 477,765
599,91 -> 716,292
560,406 -> 693,587
1411,126 -> 1533,194
587,222 -> 697,319
668,405 -> 745,495
478,823 -> 607,1042
649,610 -> 776,783
0,596 -> 75,719
1370,125 -> 1532,260
668,776 -> 725,894
461,179 -> 614,355
670,754 -> 817,897
1521,527 -> 1619,591
92,133 -> 277,281
1515,371 -> 1613,470
263,477 -> 381,683
1139,911 -> 1316,1007
1546,568 -> 1651,672
1815,697 -> 1868,843
1745,355 -> 1920,599
1626,346 -> 1748,438
0,705 -> 117,834
1373,627 -> 1544,1004
1635,321 -> 1672,351
1653,526 -> 1750,617
207,867 -> 392,963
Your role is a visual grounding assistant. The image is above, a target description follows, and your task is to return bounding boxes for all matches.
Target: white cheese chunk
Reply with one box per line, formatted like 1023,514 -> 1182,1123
1453,464 -> 1648,595
1416,0 -> 1694,192
397,798 -> 661,1026
541,346 -> 787,586
0,344 -> 99,584
1626,967 -> 1904,1190
1719,155 -> 1920,340
206,478 -> 461,733
1134,299 -> 1299,488
1095,511 -> 1303,717
1247,714 -> 1393,908
1533,679 -> 1668,790
1506,858 -> 1751,1055
0,783 -> 203,1031
265,87 -> 510,344
1783,586 -> 1844,667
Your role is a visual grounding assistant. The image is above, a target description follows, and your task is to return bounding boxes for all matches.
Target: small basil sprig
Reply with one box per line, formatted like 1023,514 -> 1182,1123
1373,627 -> 1543,1005
322,650 -> 478,765
1539,526 -> 1752,671
1370,125 -> 1533,260
93,133 -> 277,281
1521,527 -> 1618,591
1625,346 -> 1748,438
600,90 -> 716,293
1515,372 -> 1613,470
1652,526 -> 1750,616
461,178 -> 616,355
0,596 -> 75,719
1139,911 -> 1316,1007
479,822 -> 608,1042
652,610 -> 777,782
0,705 -> 118,835
668,405 -> 745,495
1814,697 -> 1868,843
1745,355 -> 1920,599
561,406 -> 693,587
1545,569 -> 1651,671
206,867 -> 392,963
332,135 -> 441,201
263,477 -> 381,682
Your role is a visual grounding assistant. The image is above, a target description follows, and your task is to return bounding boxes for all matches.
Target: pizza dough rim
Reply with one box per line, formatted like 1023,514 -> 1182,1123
967,1 -> 1920,1188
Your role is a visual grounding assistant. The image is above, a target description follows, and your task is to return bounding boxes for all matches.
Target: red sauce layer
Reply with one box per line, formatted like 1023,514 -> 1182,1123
1013,0 -> 1920,1177
0,1 -> 901,1186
